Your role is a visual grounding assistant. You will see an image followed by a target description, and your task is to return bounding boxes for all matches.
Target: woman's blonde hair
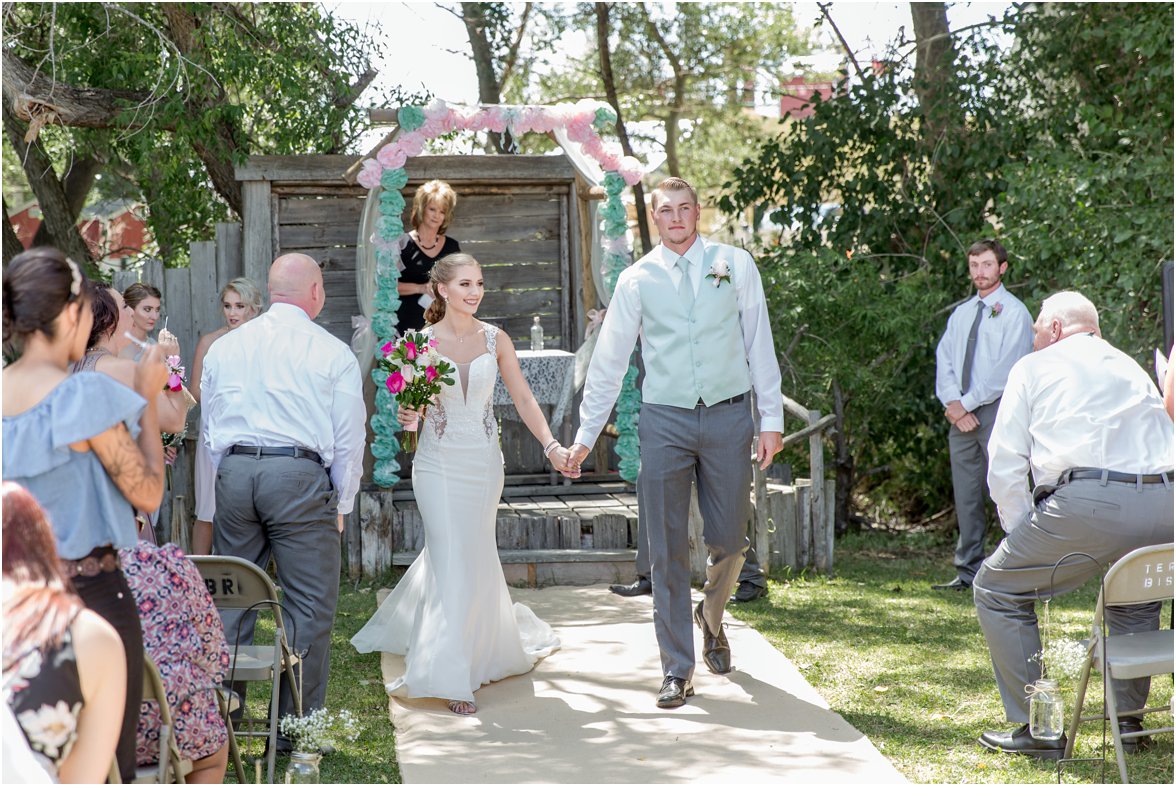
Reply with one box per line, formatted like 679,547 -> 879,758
410,180 -> 458,234
424,253 -> 481,325
221,277 -> 263,317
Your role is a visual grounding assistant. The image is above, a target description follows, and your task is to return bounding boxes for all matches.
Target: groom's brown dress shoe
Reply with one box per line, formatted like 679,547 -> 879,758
978,724 -> 1065,760
694,600 -> 732,674
656,676 -> 694,709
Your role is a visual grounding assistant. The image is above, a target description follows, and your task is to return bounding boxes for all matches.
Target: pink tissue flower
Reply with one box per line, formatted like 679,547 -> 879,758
385,372 -> 406,394
399,132 -> 425,158
618,156 -> 644,186
566,122 -> 594,144
357,159 -> 383,189
376,144 -> 407,170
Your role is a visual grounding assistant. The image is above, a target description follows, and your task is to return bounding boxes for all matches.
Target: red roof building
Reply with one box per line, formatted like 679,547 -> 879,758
11,199 -> 150,265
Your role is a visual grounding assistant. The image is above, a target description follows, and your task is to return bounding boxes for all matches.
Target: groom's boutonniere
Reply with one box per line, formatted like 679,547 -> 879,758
989,302 -> 1003,319
705,259 -> 732,287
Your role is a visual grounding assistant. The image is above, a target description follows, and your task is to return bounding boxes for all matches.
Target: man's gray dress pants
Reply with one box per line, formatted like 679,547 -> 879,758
948,399 -> 999,582
638,398 -> 753,680
214,453 -> 341,722
973,477 -> 1173,723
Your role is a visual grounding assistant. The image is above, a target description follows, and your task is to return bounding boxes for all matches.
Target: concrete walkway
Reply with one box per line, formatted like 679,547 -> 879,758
378,585 -> 907,784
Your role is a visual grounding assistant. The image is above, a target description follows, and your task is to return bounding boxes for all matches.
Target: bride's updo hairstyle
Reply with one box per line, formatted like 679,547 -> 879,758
424,253 -> 481,325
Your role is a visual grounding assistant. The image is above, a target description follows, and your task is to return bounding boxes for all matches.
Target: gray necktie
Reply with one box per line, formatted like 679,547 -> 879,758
960,300 -> 986,395
676,256 -> 694,310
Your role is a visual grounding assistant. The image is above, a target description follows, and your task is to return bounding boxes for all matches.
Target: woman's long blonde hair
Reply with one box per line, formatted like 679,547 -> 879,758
423,253 -> 481,325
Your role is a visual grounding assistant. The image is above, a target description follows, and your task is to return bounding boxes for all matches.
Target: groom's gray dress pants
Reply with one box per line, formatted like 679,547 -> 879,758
973,476 -> 1172,723
638,397 -> 754,680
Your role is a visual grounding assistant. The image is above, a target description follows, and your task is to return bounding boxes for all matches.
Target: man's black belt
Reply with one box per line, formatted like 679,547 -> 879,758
696,393 -> 746,408
1057,467 -> 1174,486
229,444 -> 323,465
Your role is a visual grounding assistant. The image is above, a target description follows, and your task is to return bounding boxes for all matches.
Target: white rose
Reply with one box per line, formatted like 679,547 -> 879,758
401,364 -> 415,384
712,260 -> 730,276
426,348 -> 441,366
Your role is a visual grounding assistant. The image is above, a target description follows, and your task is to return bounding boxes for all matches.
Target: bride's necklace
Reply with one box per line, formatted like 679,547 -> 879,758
416,231 -> 441,251
447,321 -> 480,344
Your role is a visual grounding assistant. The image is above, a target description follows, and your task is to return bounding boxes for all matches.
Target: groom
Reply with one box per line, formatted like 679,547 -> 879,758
568,177 -> 784,708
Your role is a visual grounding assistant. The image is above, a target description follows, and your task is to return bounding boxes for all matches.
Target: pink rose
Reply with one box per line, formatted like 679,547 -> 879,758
380,341 -> 395,356
376,144 -> 407,170
404,341 -> 417,361
425,366 -> 438,383
357,159 -> 383,189
385,372 -> 406,394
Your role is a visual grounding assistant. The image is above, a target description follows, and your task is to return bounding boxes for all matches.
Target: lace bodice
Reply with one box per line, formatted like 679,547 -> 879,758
422,323 -> 500,446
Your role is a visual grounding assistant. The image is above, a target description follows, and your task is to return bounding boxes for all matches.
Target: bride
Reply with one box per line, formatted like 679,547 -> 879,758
351,253 -> 571,715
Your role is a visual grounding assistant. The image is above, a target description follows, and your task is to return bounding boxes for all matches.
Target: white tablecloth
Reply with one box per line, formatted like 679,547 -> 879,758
493,349 -> 576,429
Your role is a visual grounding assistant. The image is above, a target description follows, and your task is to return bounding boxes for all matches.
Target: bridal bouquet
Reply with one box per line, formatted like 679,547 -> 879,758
378,331 -> 456,451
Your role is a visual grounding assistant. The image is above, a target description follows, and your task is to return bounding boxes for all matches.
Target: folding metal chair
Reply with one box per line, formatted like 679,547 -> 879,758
189,555 -> 302,784
1063,543 -> 1174,783
133,655 -> 192,784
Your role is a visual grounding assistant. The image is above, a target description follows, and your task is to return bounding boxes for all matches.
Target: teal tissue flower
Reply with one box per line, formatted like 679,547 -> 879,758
593,106 -> 617,130
372,313 -> 397,340
381,167 -> 409,191
376,387 -> 394,411
379,190 -> 406,214
600,198 -> 626,223
373,459 -> 401,487
397,106 -> 425,132
604,172 -> 625,195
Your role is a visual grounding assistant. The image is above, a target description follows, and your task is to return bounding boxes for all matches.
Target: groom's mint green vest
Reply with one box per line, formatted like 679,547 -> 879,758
634,243 -> 752,408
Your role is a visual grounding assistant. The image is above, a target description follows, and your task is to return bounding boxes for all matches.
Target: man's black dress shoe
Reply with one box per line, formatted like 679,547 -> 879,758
609,577 -> 652,597
978,724 -> 1065,759
656,676 -> 694,709
730,581 -> 768,603
1118,717 -> 1154,753
931,576 -> 972,591
694,600 -> 732,674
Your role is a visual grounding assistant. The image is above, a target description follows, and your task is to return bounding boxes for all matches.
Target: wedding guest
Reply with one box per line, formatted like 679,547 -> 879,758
399,179 -> 461,331
118,282 -> 163,359
3,482 -> 127,784
3,247 -> 168,780
189,277 -> 264,555
932,239 -> 1032,591
120,541 -> 230,783
202,253 -> 365,751
569,177 -> 785,708
73,284 -> 190,434
975,291 -> 1174,759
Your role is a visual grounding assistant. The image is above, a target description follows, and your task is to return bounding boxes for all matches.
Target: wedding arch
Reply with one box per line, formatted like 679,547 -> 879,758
351,100 -> 646,486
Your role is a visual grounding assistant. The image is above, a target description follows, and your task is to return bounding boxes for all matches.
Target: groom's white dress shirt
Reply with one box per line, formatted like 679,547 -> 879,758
575,235 -> 784,448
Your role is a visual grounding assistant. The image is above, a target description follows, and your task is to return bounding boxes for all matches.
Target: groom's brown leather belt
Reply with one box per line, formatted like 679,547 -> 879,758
696,393 -> 745,408
229,444 -> 323,465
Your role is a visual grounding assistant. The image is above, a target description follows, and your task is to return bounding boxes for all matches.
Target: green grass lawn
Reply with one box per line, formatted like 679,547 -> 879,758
231,533 -> 1171,784
731,530 -> 1173,784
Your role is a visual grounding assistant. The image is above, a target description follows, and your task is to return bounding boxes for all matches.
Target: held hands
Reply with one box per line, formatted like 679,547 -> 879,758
545,446 -> 579,476
557,443 -> 590,479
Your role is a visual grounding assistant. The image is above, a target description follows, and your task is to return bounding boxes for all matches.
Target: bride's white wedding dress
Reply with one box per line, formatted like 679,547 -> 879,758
351,323 -> 559,703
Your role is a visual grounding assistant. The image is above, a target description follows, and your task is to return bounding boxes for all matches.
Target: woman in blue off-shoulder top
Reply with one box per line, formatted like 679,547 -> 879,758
2,247 -> 169,782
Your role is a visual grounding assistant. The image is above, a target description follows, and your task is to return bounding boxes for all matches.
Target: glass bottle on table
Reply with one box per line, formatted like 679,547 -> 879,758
530,316 -> 544,351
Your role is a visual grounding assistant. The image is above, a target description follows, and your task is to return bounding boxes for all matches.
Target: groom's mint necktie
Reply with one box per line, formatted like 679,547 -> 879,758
676,256 -> 694,310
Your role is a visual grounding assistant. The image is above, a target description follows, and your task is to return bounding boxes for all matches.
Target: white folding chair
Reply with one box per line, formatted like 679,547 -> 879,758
189,555 -> 302,784
1063,543 -> 1174,783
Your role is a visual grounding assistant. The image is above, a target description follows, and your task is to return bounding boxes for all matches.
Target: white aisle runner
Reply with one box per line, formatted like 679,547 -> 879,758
378,584 -> 907,784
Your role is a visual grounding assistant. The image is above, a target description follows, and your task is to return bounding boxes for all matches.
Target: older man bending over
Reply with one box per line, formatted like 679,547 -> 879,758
974,291 -> 1174,759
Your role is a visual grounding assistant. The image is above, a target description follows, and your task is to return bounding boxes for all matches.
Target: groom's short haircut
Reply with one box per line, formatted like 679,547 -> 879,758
651,177 -> 699,210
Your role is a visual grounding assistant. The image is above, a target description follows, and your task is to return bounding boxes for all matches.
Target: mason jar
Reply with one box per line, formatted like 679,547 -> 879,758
1029,679 -> 1065,740
284,751 -> 322,784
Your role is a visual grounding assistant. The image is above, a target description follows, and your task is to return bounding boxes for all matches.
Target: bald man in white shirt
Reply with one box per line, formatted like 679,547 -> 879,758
974,291 -> 1174,760
202,254 -> 366,750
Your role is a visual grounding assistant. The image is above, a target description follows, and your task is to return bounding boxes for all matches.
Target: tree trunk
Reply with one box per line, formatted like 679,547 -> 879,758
909,2 -> 957,146
832,379 -> 856,536
3,199 -> 25,263
595,2 -> 653,255
31,155 -> 100,247
461,2 -> 514,154
2,98 -> 95,269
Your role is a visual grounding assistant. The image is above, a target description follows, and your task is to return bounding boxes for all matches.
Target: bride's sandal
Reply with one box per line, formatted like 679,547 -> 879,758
447,700 -> 477,715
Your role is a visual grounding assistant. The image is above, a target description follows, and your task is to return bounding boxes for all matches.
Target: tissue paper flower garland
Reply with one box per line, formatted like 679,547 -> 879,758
361,100 -> 645,486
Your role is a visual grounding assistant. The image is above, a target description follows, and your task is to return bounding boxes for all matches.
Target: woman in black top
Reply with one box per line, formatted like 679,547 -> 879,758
399,179 -> 460,331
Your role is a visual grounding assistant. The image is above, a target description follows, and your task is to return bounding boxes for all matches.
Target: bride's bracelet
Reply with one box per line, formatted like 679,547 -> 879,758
542,439 -> 561,458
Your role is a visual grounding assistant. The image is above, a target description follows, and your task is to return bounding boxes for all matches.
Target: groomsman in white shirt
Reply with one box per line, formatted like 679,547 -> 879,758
933,240 -> 1033,590
975,291 -> 1174,759
202,253 -> 366,751
568,177 -> 784,708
